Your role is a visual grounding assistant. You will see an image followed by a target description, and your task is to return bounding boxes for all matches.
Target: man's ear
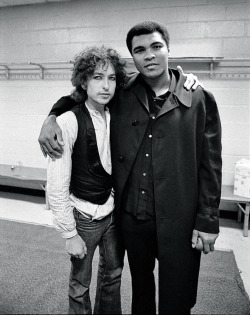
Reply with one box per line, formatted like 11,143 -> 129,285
81,84 -> 86,90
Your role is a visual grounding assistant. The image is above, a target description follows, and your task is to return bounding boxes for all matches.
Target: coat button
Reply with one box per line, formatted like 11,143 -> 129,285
132,120 -> 139,126
119,156 -> 124,162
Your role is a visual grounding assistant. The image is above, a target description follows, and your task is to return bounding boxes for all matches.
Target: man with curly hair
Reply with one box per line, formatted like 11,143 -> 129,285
47,46 -> 126,314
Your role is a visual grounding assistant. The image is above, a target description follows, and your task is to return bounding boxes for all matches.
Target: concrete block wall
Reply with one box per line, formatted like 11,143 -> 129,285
1,0 -> 250,62
203,78 -> 250,185
0,0 -> 249,192
0,80 -> 72,169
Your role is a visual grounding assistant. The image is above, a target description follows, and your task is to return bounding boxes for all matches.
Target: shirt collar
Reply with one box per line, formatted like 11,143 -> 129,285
85,102 -> 110,115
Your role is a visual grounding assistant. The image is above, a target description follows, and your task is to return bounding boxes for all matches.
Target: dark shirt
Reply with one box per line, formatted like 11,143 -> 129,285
121,73 -> 173,220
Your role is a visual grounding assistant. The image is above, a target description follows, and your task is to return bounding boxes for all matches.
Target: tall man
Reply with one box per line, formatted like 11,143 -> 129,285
39,21 -> 221,315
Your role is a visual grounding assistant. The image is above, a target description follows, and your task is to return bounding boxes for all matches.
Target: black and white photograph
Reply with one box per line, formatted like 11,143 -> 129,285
0,0 -> 250,314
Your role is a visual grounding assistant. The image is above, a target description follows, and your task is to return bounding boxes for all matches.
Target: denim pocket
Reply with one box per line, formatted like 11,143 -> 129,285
73,208 -> 92,223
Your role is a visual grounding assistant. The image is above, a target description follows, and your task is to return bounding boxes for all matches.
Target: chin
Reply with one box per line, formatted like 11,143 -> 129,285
142,70 -> 159,78
99,99 -> 110,105
145,73 -> 159,79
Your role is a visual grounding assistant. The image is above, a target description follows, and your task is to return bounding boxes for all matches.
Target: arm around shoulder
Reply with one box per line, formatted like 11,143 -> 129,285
38,115 -> 64,159
38,95 -> 77,159
50,95 -> 77,116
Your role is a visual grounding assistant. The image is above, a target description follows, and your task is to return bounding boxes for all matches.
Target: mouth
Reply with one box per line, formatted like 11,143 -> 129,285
99,93 -> 110,97
145,63 -> 158,68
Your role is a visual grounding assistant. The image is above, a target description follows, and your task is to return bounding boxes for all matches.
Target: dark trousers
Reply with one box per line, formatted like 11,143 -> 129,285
121,211 -> 191,315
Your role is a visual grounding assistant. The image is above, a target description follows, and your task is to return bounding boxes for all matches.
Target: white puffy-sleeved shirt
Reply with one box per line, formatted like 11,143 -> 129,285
47,104 -> 114,239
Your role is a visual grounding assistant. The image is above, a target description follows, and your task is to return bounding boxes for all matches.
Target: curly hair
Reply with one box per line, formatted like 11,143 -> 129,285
71,46 -> 126,102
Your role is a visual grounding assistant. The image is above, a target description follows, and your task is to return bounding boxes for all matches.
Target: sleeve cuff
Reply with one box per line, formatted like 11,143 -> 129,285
49,111 -> 58,117
194,213 -> 220,234
61,229 -> 78,239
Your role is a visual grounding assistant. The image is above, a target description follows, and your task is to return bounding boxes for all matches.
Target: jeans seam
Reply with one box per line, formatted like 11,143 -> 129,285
94,215 -> 112,313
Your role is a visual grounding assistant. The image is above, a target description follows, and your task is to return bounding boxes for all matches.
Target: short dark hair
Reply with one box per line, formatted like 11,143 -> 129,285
126,21 -> 170,55
71,46 -> 126,102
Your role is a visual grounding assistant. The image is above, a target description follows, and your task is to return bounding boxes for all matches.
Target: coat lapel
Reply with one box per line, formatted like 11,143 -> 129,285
157,93 -> 179,117
174,70 -> 192,108
158,69 -> 192,117
132,82 -> 149,112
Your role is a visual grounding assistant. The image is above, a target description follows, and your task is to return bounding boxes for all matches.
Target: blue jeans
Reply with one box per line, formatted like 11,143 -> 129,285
68,209 -> 124,314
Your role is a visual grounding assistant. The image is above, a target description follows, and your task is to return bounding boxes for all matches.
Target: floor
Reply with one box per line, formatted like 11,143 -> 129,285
0,190 -> 250,299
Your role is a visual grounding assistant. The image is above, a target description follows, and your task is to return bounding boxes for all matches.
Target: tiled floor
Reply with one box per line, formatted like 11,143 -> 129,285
0,190 -> 250,299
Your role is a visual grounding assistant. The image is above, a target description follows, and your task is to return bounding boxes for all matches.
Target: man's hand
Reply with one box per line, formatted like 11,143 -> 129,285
191,229 -> 219,254
38,115 -> 64,159
177,65 -> 204,91
66,234 -> 87,259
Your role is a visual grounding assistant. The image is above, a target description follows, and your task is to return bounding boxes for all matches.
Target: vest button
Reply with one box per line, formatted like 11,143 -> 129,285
132,120 -> 139,126
119,156 -> 124,162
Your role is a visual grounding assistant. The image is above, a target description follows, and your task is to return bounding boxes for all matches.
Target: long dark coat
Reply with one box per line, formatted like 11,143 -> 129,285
110,69 -> 222,311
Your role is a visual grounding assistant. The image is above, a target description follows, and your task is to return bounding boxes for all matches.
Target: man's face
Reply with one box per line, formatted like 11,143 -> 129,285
131,31 -> 169,79
82,62 -> 116,107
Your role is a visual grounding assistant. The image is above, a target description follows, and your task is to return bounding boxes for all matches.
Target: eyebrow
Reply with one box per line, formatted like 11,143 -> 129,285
133,45 -> 144,53
93,71 -> 116,76
133,41 -> 163,52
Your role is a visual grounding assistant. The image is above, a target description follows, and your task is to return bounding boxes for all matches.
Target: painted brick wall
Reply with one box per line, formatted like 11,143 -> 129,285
0,0 -> 249,196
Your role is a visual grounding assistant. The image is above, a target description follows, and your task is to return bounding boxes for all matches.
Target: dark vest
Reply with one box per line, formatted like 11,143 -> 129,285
70,104 -> 112,205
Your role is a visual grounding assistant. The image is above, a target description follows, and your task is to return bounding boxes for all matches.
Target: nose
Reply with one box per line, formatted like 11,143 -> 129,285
144,50 -> 155,61
102,78 -> 109,90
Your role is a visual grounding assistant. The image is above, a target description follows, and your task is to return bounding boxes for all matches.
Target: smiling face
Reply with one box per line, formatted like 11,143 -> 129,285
82,62 -> 116,109
131,31 -> 170,80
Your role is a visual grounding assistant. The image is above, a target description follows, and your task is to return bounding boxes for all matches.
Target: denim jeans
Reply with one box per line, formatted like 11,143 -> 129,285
68,209 -> 124,314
